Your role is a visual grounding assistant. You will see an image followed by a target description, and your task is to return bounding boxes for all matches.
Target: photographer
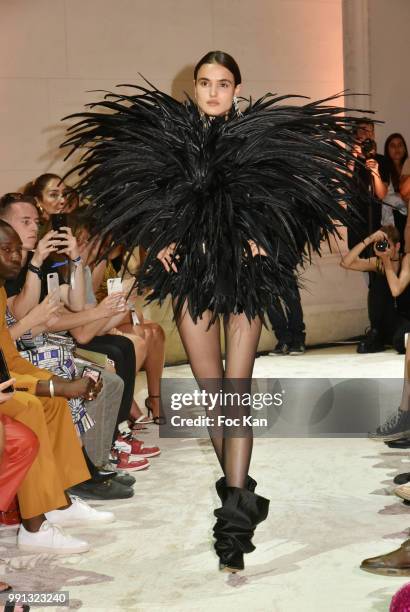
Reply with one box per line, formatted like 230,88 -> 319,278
340,225 -> 410,353
347,119 -> 389,251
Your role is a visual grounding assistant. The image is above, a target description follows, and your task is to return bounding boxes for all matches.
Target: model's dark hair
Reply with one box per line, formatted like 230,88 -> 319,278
194,51 -> 241,86
384,132 -> 408,192
0,192 -> 37,215
23,173 -> 62,200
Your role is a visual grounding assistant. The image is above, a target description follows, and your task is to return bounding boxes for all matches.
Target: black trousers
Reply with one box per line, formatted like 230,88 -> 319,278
267,279 -> 305,345
368,273 -> 410,352
368,273 -> 397,344
77,334 -> 136,442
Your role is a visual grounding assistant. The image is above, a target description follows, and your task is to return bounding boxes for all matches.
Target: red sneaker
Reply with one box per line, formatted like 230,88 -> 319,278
0,496 -> 21,526
112,449 -> 150,472
117,434 -> 161,458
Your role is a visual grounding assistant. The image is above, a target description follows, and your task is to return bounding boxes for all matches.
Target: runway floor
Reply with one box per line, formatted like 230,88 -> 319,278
1,346 -> 410,612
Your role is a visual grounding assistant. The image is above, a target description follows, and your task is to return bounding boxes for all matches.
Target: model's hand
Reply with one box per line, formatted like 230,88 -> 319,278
0,379 -> 16,403
31,230 -> 60,267
55,227 -> 80,260
157,243 -> 178,272
247,240 -> 267,257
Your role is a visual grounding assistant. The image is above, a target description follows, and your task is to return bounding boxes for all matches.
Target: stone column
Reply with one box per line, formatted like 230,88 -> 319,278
342,0 -> 371,101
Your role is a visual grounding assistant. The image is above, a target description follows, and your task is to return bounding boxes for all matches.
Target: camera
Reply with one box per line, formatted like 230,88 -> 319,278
375,239 -> 389,252
361,138 -> 377,160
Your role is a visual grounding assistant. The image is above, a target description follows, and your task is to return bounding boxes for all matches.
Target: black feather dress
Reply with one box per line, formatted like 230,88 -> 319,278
62,85 -> 370,322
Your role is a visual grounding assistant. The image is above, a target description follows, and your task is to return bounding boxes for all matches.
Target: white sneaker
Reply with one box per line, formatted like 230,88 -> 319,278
45,496 -> 115,526
18,521 -> 89,554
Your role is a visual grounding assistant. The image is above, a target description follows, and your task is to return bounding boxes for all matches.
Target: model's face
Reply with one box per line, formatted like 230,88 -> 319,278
0,227 -> 22,279
194,63 -> 241,117
356,123 -> 375,143
38,178 -> 67,216
388,137 -> 406,162
4,202 -> 40,250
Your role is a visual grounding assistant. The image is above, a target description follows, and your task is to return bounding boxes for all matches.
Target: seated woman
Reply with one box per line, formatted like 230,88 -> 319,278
340,225 -> 410,353
75,218 -> 166,426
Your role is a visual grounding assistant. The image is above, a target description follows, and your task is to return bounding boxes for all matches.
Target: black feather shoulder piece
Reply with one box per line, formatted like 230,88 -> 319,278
62,84 -> 371,321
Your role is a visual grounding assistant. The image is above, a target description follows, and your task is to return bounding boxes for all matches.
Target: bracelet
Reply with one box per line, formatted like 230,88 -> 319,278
49,379 -> 55,397
27,262 -> 43,279
71,256 -> 82,266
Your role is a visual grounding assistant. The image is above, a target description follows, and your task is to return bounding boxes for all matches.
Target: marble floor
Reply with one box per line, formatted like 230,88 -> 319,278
2,346 -> 410,612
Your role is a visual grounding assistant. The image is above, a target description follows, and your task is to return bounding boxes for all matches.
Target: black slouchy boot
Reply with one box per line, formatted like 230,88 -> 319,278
213,478 -> 269,572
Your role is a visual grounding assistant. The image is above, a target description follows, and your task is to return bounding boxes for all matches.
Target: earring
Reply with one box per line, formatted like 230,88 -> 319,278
233,96 -> 242,117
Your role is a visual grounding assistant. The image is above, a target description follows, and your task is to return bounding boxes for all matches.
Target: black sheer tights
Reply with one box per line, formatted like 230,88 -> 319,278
175,304 -> 262,488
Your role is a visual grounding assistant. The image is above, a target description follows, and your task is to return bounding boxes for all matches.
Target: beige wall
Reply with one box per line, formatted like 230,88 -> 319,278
368,0 -> 410,150
343,0 -> 410,152
0,0 -> 343,194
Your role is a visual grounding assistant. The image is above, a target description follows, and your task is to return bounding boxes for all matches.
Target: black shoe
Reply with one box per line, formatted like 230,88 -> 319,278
69,479 -> 134,500
394,472 -> 410,485
82,447 -> 117,483
369,409 -> 410,442
113,472 -> 136,487
213,485 -> 269,573
288,343 -> 305,356
270,342 -> 289,356
357,328 -> 385,353
101,462 -> 136,486
386,439 -> 410,450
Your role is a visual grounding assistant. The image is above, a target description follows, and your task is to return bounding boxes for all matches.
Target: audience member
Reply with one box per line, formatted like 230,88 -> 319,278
0,193 -> 139,496
341,225 -> 410,353
75,217 -> 166,426
0,219 -> 113,554
382,133 -> 408,245
347,119 -> 389,251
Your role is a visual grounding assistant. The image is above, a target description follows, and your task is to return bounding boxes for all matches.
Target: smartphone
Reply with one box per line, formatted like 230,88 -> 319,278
107,277 -> 123,294
82,366 -> 102,385
0,349 -> 14,393
131,308 -> 140,326
51,213 -> 68,233
47,272 -> 60,300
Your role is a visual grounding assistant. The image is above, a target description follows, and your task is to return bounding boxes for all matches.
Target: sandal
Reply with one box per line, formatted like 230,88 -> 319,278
129,414 -> 153,426
145,396 -> 166,425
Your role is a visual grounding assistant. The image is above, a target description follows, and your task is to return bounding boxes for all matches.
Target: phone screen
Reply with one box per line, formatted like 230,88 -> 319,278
82,366 -> 102,384
0,348 -> 14,393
